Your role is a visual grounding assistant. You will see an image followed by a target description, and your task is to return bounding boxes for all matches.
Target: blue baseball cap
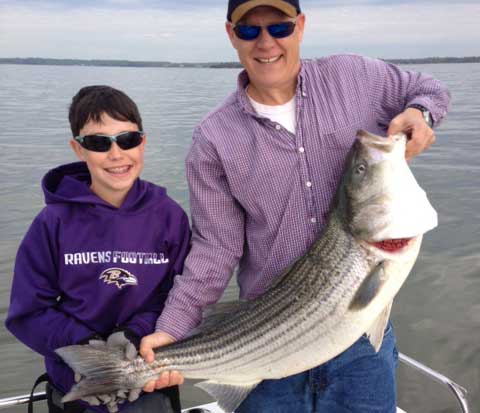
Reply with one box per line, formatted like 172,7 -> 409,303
227,0 -> 301,24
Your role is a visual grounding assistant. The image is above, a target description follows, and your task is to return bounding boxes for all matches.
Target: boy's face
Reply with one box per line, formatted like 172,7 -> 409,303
70,113 -> 146,207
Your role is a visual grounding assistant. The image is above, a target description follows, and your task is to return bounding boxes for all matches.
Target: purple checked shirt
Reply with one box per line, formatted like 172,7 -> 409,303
156,54 -> 450,339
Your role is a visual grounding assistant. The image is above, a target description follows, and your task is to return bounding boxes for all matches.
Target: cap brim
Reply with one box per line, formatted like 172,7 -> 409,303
231,0 -> 298,24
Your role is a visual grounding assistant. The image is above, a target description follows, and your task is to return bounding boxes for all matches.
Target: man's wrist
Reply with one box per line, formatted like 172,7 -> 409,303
407,104 -> 434,128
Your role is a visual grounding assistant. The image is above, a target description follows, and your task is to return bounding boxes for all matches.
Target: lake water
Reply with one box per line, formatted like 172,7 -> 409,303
0,62 -> 479,413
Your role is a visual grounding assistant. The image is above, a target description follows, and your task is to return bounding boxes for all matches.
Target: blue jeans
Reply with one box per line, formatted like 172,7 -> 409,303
236,322 -> 398,413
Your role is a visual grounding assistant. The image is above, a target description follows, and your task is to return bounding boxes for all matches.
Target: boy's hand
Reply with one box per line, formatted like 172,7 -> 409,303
76,331 -> 140,409
75,371 -> 127,411
139,331 -> 184,392
107,330 -> 139,361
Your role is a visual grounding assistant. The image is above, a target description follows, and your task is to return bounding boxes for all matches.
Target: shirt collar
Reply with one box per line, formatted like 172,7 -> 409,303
235,61 -> 307,117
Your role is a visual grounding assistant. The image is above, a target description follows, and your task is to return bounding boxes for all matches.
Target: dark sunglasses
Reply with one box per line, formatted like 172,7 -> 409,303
74,131 -> 144,152
233,21 -> 296,41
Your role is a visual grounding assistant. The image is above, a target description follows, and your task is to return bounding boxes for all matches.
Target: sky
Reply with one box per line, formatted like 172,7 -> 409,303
0,0 -> 479,62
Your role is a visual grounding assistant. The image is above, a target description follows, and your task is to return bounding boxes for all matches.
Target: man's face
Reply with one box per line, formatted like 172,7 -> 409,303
70,113 -> 145,207
226,6 -> 305,95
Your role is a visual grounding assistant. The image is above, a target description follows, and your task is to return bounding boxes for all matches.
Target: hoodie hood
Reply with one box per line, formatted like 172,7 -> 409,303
42,162 -> 161,211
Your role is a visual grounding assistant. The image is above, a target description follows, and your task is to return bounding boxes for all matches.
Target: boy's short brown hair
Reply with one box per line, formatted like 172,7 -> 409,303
69,85 -> 143,136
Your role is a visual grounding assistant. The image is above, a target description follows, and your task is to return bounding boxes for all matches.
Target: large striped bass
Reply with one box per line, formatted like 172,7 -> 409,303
56,130 -> 438,413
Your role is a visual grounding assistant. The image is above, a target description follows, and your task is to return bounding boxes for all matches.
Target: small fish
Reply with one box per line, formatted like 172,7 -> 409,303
56,130 -> 437,413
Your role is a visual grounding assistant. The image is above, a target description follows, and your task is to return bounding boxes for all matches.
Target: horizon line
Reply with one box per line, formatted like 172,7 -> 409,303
1,56 -> 479,68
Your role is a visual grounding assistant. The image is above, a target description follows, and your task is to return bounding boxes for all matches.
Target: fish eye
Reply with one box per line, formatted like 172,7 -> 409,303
355,163 -> 367,174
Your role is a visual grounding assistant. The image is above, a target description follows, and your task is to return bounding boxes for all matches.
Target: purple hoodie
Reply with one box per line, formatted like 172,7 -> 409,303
5,162 -> 190,411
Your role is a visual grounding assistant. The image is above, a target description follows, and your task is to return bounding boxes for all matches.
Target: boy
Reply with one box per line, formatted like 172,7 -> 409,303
5,85 -> 190,413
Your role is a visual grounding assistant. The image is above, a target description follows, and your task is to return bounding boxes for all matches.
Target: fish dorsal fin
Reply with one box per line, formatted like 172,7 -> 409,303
195,380 -> 260,413
348,261 -> 385,310
187,301 -> 250,337
366,301 -> 393,352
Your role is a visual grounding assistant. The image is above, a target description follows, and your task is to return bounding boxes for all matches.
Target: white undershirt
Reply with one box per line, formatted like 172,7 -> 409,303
248,93 -> 296,134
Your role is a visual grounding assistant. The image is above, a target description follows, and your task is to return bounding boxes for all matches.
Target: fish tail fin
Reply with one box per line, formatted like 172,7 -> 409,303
55,344 -> 128,402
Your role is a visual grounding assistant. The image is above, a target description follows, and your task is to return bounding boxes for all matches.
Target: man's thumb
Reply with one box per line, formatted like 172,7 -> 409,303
387,117 -> 404,136
139,332 -> 175,363
139,339 -> 155,363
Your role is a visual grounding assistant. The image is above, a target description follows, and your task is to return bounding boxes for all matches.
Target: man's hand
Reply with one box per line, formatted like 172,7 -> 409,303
139,331 -> 184,392
387,107 -> 435,161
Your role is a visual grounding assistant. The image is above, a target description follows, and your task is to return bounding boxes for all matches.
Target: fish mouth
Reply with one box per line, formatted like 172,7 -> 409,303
368,237 -> 413,252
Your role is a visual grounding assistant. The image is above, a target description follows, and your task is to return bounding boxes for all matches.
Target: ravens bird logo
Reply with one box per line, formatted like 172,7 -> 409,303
99,268 -> 138,289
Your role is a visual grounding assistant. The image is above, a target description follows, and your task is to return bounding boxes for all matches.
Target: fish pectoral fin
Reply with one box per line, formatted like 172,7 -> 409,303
366,301 -> 393,352
195,380 -> 260,413
348,261 -> 385,310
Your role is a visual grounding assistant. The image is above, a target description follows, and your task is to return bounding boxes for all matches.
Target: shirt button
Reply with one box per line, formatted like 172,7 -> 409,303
299,147 -> 305,153
302,91 -> 307,97
310,217 -> 317,224
306,181 -> 312,188
275,124 -> 281,130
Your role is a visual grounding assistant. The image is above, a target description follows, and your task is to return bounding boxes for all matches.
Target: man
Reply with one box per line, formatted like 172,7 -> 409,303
140,0 -> 450,411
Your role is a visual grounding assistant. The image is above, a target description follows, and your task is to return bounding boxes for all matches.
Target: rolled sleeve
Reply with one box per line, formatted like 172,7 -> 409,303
364,56 -> 451,127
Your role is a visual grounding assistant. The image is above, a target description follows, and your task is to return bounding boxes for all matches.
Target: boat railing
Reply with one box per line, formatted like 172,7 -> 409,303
398,353 -> 469,413
0,353 -> 470,412
0,392 -> 45,409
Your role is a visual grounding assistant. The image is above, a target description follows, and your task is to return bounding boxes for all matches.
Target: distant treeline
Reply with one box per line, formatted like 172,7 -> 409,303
1,56 -> 479,68
0,58 -> 241,68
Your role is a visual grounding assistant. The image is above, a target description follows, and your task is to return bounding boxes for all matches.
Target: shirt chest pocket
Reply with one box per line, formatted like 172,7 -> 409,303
319,124 -> 359,150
